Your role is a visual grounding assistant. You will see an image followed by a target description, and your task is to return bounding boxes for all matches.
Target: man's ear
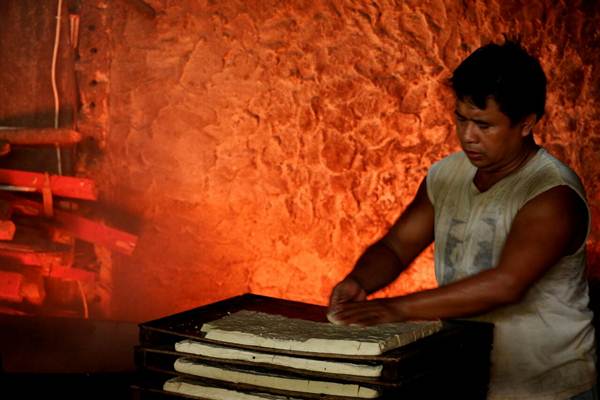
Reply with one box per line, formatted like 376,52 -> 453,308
521,114 -> 537,137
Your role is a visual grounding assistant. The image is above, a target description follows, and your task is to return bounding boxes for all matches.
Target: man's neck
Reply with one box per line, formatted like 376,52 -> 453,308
474,139 -> 540,192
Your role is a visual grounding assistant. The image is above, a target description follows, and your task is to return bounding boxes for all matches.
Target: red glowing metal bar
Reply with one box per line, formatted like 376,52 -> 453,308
0,270 -> 23,303
0,169 -> 97,200
4,195 -> 137,255
0,128 -> 82,145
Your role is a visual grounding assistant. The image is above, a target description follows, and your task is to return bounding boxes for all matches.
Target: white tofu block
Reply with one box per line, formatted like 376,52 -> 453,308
163,377 -> 298,400
201,310 -> 442,356
174,358 -> 381,398
175,340 -> 383,377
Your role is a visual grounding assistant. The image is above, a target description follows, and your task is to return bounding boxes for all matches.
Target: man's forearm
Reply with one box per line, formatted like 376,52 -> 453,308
346,240 -> 408,294
393,267 -> 520,320
329,266 -> 523,326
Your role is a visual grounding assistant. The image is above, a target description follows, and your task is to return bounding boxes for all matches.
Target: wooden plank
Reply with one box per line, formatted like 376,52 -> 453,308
4,195 -> 137,255
0,168 -> 97,200
0,219 -> 71,268
0,128 -> 82,145
0,198 -> 15,240
0,270 -> 23,303
0,248 -> 72,272
49,265 -> 96,283
53,211 -> 138,255
0,140 -> 10,156
0,220 -> 16,240
0,199 -> 13,219
0,240 -> 70,253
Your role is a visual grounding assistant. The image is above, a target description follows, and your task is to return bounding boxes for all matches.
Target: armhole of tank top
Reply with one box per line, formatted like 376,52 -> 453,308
568,185 -> 591,256
426,157 -> 446,207
426,174 -> 434,206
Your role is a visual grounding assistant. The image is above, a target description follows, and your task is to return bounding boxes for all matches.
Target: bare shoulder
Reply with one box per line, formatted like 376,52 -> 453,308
517,185 -> 588,254
494,185 -> 588,291
522,185 -> 587,220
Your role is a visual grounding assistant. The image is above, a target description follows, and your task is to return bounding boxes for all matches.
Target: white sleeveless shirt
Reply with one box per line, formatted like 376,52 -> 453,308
425,149 -> 596,399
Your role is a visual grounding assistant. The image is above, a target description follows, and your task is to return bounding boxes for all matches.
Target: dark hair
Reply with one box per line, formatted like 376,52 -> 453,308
450,40 -> 547,125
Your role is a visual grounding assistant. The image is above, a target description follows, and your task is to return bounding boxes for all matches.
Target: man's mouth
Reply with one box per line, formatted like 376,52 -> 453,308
464,150 -> 483,159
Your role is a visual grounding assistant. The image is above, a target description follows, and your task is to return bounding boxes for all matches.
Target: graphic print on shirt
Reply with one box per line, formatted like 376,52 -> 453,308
471,217 -> 497,273
442,218 -> 466,283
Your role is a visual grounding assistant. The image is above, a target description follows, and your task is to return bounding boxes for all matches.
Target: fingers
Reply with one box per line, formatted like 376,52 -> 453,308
328,304 -> 382,326
328,278 -> 370,325
329,284 -> 351,306
326,310 -> 344,325
327,280 -> 367,325
329,278 -> 367,308
327,299 -> 404,326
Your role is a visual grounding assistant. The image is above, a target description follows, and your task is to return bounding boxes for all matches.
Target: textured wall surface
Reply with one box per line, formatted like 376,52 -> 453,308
0,0 -> 78,174
92,0 -> 600,322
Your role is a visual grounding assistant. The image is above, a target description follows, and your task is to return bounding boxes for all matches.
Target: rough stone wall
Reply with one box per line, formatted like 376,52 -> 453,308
0,0 -> 77,173
96,0 -> 600,321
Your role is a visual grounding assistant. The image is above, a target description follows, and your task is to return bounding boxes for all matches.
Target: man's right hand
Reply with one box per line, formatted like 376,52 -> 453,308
327,277 -> 367,324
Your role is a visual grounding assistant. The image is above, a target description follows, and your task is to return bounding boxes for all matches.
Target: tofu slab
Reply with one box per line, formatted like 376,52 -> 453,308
175,340 -> 383,377
174,358 -> 381,398
201,310 -> 442,356
163,377 -> 299,400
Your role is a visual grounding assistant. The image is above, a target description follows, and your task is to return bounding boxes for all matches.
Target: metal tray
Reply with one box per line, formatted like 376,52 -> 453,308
135,293 -> 493,399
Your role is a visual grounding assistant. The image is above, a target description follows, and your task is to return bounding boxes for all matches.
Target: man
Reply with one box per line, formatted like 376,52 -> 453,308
327,41 -> 597,399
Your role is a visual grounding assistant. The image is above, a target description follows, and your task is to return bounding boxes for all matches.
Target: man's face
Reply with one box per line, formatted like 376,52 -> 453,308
454,97 -> 530,171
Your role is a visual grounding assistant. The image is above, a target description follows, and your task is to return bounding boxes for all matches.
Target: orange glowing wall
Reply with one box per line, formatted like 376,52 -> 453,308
5,1 -> 598,322
89,0 -> 599,322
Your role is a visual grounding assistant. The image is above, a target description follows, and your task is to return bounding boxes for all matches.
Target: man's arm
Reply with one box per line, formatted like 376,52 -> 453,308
328,178 -> 434,311
329,185 -> 588,325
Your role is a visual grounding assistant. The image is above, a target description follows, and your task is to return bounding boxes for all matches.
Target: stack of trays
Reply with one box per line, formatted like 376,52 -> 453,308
132,294 -> 493,399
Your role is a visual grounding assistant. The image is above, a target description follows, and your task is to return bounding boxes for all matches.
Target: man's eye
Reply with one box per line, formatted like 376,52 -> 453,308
477,123 -> 490,130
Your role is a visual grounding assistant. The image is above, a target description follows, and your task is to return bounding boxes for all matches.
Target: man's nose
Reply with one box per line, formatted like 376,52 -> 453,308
460,122 -> 478,143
